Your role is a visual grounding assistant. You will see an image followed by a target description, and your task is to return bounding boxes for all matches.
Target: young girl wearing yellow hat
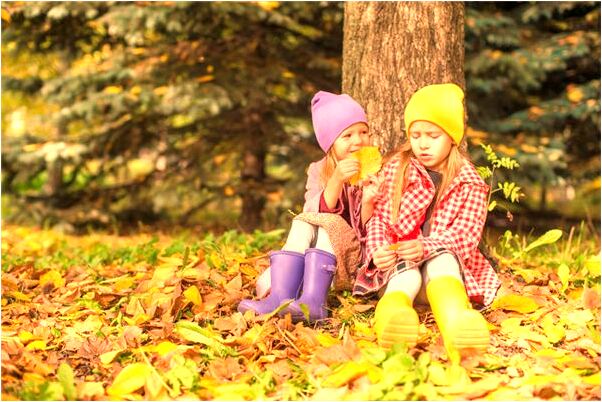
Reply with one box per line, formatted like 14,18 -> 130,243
352,83 -> 501,362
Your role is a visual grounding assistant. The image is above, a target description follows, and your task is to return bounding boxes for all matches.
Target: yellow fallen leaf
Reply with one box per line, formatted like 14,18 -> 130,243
524,374 -> 561,386
315,332 -> 340,347
183,285 -> 202,306
583,373 -> 601,386
100,350 -> 122,365
558,263 -> 570,293
154,341 -> 179,357
23,373 -> 46,383
541,315 -> 565,344
150,266 -> 176,288
144,371 -> 164,400
491,294 -> 540,313
349,146 -> 382,186
322,361 -> 368,387
535,348 -> 566,359
122,314 -> 150,326
26,340 -> 47,350
115,277 -> 134,291
107,363 -> 152,397
7,291 -> 31,301
57,363 -> 77,401
77,382 -> 105,400
40,270 -> 66,289
18,330 -> 35,343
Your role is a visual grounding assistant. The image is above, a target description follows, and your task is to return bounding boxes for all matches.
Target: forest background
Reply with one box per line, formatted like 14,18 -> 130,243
1,1 -> 600,235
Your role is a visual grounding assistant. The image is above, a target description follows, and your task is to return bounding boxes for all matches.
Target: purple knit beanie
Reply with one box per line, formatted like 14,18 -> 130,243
311,91 -> 368,152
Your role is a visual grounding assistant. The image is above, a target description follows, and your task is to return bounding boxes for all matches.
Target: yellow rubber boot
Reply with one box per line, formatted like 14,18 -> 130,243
374,291 -> 419,348
426,276 -> 490,361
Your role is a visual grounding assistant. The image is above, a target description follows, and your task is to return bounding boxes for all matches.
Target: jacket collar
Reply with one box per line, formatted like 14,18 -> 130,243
409,157 -> 487,189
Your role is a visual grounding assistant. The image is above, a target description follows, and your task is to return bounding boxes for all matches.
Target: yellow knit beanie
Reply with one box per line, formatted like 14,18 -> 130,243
404,83 -> 465,145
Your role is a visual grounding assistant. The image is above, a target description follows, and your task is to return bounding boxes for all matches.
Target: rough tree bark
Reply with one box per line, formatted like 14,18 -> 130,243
343,2 -> 465,154
238,111 -> 268,232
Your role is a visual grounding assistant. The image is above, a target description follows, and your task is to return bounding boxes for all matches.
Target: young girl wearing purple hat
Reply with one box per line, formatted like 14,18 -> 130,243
238,91 -> 381,323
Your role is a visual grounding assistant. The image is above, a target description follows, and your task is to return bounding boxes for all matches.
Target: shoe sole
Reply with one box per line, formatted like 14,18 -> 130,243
377,308 -> 419,348
448,310 -> 490,352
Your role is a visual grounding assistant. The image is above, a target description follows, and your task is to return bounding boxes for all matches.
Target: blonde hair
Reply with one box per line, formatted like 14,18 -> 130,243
319,148 -> 338,187
391,140 -> 469,222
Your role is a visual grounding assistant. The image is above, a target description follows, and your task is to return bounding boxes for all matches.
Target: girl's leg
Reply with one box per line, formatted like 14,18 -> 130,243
314,226 -> 336,254
423,252 -> 463,282
282,220 -> 318,253
415,253 -> 463,304
255,220 -> 318,298
279,227 -> 336,322
239,220 -> 315,314
384,267 -> 423,300
423,253 -> 489,362
374,267 -> 422,348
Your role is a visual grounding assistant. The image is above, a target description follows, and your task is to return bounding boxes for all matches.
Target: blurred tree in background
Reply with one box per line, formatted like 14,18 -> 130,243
2,1 -> 342,231
465,2 -> 600,219
1,1 -> 600,233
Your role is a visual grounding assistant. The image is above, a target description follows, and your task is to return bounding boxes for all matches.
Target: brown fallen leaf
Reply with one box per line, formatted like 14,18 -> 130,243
207,356 -> 245,381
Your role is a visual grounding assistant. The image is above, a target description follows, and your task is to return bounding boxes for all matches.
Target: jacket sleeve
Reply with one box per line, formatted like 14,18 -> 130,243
319,192 -> 344,214
303,161 -> 323,213
420,183 -> 488,262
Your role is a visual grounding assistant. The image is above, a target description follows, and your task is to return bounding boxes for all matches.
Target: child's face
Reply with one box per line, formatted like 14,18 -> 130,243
332,122 -> 370,161
409,121 -> 453,172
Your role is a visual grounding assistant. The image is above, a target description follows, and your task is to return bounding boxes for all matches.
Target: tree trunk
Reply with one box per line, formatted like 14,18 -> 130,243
343,2 -> 465,154
238,113 -> 267,232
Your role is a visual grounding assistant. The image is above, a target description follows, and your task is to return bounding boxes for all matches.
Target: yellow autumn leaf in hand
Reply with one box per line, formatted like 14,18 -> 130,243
349,146 -> 382,186
107,363 -> 152,396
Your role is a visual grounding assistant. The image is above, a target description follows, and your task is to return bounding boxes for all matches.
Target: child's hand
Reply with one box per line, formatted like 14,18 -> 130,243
372,245 -> 397,271
361,174 -> 383,205
333,158 -> 360,184
394,240 -> 424,262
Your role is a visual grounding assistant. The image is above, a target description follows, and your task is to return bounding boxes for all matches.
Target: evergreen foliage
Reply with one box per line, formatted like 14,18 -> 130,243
465,2 -> 600,213
2,1 -> 342,230
1,2 -> 599,229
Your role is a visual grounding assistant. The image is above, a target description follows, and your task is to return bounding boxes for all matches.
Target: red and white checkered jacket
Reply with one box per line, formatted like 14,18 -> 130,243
353,155 -> 501,307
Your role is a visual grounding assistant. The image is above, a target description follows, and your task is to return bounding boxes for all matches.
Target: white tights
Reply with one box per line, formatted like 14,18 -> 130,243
282,219 -> 335,255
383,252 -> 463,304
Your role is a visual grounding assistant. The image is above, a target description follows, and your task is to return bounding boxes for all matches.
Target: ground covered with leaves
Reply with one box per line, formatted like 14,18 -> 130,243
1,224 -> 600,400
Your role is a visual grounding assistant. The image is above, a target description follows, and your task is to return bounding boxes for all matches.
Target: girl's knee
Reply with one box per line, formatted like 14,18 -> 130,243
424,252 -> 462,281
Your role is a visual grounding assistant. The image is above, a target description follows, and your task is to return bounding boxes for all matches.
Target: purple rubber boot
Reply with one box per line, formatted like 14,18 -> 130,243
279,248 -> 336,323
238,250 -> 305,315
